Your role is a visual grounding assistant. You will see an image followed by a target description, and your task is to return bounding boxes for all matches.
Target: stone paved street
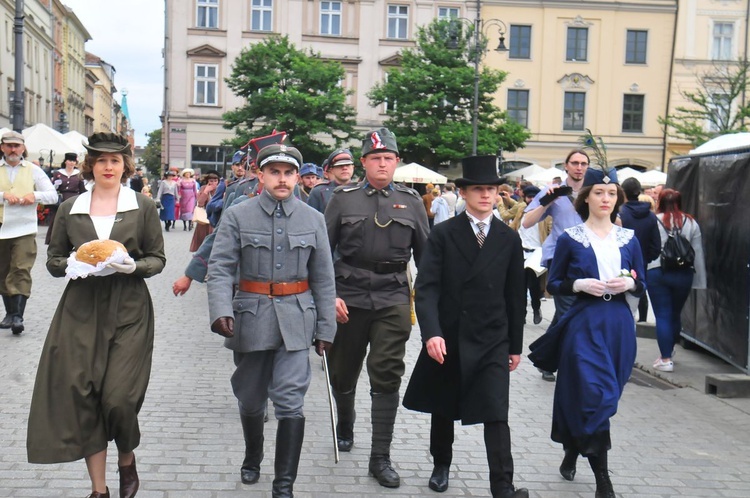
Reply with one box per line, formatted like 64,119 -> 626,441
2,226 -> 750,497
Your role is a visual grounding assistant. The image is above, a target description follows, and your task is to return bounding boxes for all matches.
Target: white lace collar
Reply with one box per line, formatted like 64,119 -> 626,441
565,224 -> 634,248
70,185 -> 139,215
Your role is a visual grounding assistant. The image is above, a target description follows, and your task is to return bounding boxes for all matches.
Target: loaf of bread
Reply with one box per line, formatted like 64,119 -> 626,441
76,239 -> 127,266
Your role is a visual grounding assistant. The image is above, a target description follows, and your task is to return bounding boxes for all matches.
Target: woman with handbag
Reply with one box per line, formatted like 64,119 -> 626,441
189,170 -> 219,252
647,188 -> 706,372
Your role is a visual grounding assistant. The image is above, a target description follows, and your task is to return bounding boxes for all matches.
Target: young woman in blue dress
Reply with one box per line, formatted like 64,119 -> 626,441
529,166 -> 646,498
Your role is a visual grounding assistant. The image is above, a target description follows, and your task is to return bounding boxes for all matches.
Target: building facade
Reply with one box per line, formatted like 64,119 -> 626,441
85,52 -> 117,134
0,0 -> 55,129
163,0 -> 477,171
55,0 -> 90,133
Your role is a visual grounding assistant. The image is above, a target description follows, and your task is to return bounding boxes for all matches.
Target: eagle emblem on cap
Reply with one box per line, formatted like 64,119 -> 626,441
371,132 -> 385,149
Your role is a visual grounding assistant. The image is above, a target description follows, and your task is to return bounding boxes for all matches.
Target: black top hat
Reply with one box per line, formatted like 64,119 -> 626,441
454,156 -> 503,188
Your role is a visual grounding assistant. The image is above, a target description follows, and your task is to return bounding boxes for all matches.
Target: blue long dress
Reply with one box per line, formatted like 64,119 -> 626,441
529,224 -> 646,456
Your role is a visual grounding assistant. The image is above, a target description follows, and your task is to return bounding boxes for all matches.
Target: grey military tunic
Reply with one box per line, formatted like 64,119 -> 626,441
325,182 -> 429,310
207,189 -> 336,352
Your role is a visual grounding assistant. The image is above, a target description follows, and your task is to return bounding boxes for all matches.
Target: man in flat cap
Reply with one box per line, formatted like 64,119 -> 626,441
324,128 -> 429,488
0,131 -> 57,334
207,143 -> 336,498
307,148 -> 355,214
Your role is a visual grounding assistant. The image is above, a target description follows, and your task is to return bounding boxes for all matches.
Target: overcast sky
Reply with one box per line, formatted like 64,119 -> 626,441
63,0 -> 165,146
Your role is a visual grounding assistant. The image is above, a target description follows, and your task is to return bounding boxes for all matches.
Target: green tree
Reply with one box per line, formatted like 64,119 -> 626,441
223,36 -> 358,164
367,19 -> 529,168
659,60 -> 750,147
142,128 -> 162,177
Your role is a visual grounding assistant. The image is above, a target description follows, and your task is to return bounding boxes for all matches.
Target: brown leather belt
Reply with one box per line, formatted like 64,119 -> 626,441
238,279 -> 309,296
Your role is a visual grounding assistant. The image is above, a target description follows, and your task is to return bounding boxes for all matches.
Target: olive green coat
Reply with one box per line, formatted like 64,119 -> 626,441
27,189 -> 165,463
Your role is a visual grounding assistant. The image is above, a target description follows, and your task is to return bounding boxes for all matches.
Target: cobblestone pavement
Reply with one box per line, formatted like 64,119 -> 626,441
2,227 -> 750,497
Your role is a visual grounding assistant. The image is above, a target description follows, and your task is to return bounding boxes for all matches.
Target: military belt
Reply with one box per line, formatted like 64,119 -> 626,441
341,257 -> 407,274
238,279 -> 309,297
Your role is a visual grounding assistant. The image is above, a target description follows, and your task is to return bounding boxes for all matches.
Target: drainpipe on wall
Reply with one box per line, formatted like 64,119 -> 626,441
661,1 -> 679,171
742,0 -> 749,119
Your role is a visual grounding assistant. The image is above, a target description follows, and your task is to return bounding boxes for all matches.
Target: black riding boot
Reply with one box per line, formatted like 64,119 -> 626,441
368,392 -> 400,488
188,220 -> 194,231
183,220 -> 187,231
272,417 -> 305,498
0,295 -> 13,329
588,452 -> 615,498
165,221 -> 170,232
560,448 -> 578,481
333,390 -> 355,452
240,413 -> 265,484
10,295 -> 26,335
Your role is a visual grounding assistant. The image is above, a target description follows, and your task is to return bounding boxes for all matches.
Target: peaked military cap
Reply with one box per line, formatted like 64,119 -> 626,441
257,144 -> 303,170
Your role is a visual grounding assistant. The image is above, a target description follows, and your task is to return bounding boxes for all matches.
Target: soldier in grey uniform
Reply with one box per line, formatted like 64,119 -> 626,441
307,148 -> 355,213
325,128 -> 429,488
207,144 -> 336,498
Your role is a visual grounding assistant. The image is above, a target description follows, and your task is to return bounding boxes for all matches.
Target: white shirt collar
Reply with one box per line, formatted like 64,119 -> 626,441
466,211 -> 493,228
57,168 -> 80,177
70,185 -> 139,215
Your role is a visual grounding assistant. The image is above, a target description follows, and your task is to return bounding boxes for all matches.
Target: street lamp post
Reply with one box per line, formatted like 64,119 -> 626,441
449,0 -> 508,155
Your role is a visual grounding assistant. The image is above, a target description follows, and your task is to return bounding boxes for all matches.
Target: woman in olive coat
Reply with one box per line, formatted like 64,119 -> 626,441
27,133 -> 165,498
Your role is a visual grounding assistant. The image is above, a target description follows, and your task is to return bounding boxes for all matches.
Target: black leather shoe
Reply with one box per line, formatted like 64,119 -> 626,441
241,467 -> 260,484
541,370 -> 556,382
428,464 -> 449,492
368,455 -> 400,488
559,450 -> 577,481
533,309 -> 542,325
495,487 -> 529,498
337,436 -> 353,452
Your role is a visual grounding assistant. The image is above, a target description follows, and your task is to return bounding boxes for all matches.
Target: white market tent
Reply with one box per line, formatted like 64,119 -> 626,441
0,127 -> 12,137
503,163 -> 546,180
64,130 -> 89,151
524,168 -> 567,185
22,123 -> 85,164
393,162 -> 447,184
639,169 -> 668,186
689,132 -> 750,155
614,167 -> 643,183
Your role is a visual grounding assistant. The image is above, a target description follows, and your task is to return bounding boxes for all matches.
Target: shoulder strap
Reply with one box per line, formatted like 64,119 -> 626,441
656,215 -> 681,235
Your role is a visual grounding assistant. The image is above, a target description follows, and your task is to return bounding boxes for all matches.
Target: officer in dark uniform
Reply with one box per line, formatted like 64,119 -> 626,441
325,128 -> 429,488
307,148 -> 355,213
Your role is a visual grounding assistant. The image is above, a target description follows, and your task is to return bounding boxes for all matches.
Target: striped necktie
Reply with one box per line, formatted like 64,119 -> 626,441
476,221 -> 486,247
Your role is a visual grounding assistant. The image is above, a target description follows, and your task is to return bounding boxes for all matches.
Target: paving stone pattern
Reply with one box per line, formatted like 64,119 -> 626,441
2,227 -> 750,497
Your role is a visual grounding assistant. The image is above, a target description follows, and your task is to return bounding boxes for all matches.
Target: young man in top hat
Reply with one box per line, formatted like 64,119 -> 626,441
403,155 -> 528,498
207,143 -> 336,498
324,128 -> 429,488
307,148 -> 355,213
0,131 -> 58,334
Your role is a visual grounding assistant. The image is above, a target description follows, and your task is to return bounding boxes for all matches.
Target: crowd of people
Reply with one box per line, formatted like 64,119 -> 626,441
0,127 -> 708,498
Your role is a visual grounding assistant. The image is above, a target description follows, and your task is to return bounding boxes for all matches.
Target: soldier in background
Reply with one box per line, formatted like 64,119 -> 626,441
307,148 -> 355,213
324,128 -> 429,488
298,163 -> 320,203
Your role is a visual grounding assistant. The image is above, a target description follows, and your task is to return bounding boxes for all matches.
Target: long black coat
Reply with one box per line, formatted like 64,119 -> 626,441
403,213 -> 525,425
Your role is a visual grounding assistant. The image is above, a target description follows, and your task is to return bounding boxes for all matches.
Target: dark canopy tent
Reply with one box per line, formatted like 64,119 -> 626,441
668,149 -> 750,372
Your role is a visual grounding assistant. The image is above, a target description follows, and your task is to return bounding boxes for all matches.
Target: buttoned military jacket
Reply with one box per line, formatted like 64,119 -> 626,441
207,190 -> 337,353
324,181 -> 429,310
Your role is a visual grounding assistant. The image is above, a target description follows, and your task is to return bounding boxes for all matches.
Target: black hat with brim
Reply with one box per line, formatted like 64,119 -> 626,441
84,132 -> 132,156
64,152 -> 78,162
583,166 -> 618,187
454,155 -> 503,188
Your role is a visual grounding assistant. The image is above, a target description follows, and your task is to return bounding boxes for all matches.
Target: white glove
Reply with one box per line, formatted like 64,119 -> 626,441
605,277 -> 636,295
572,278 -> 607,297
53,179 -> 63,187
108,257 -> 136,274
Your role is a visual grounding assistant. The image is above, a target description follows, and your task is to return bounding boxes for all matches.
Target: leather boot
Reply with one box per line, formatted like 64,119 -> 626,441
86,487 -> 110,498
272,417 -> 305,498
486,421 -> 528,498
588,452 -> 615,498
368,392 -> 400,488
10,295 -> 26,335
118,455 -> 139,498
333,390 -> 355,452
560,448 -> 578,481
240,413 -> 265,484
1,295 -> 14,329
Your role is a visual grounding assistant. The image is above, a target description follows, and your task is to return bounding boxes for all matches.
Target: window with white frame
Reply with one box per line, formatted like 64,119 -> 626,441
251,0 -> 273,32
383,72 -> 396,113
387,5 -> 409,39
321,1 -> 342,36
712,22 -> 734,60
707,93 -> 730,131
438,7 -> 459,20
563,91 -> 585,130
194,64 -> 218,105
566,27 -> 588,61
196,0 -> 219,29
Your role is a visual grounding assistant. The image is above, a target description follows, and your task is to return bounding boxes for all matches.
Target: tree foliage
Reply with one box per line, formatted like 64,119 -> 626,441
659,59 -> 750,146
142,128 -> 162,177
367,20 -> 529,168
223,36 -> 358,164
